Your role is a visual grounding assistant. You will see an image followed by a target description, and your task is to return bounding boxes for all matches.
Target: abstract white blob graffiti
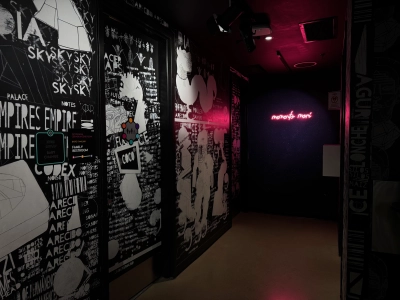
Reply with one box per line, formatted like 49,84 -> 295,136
149,210 -> 161,235
135,95 -> 147,134
0,5 -> 15,38
212,128 -> 227,216
120,174 -> 142,210
0,161 -> 49,259
144,152 -> 153,163
105,105 -> 128,136
195,75 -> 217,113
193,130 -> 214,230
23,17 -> 46,46
153,188 -> 161,204
108,240 -> 119,260
176,47 -> 217,114
137,53 -> 145,65
120,73 -> 143,101
177,126 -> 195,221
34,0 -> 92,52
67,196 -> 81,231
176,47 -> 196,104
149,209 -> 161,226
184,227 -> 192,251
54,257 -> 90,297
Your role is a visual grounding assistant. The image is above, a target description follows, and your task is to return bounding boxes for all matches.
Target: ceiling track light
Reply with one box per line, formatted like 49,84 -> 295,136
207,0 -> 250,35
207,1 -> 273,53
239,13 -> 256,52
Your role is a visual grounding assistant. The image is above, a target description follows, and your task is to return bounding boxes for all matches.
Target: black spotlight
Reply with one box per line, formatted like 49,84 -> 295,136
207,0 -> 250,35
239,14 -> 256,52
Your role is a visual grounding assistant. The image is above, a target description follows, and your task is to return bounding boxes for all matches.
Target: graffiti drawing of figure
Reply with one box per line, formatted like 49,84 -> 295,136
118,74 -> 145,210
120,73 -> 147,134
212,129 -> 228,216
193,130 -> 214,237
105,105 -> 129,136
177,127 -> 195,222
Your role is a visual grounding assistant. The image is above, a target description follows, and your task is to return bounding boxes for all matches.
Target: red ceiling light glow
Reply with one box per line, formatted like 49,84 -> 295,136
293,62 -> 317,68
271,111 -> 313,120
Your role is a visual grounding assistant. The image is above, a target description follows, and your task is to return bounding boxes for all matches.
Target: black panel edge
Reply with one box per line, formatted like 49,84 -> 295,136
96,0 -> 110,297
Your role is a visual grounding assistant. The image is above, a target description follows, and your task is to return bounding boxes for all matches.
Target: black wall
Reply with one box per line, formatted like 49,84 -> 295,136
341,0 -> 400,298
247,70 -> 341,220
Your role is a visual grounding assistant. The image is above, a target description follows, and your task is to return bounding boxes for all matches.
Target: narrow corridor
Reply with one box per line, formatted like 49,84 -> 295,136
137,213 -> 340,300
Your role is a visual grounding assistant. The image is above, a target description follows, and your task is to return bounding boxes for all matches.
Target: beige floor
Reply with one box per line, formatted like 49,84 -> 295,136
137,212 -> 340,300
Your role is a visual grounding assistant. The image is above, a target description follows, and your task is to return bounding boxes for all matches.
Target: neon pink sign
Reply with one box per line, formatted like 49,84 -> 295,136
271,111 -> 313,121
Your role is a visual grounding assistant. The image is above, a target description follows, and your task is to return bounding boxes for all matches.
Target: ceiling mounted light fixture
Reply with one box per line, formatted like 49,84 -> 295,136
293,62 -> 317,68
239,13 -> 256,52
207,1 -> 272,52
207,0 -> 250,35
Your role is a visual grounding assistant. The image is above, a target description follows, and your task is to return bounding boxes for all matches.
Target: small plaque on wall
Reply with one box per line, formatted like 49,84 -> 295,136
36,130 -> 66,165
114,143 -> 141,174
68,129 -> 95,163
328,91 -> 341,110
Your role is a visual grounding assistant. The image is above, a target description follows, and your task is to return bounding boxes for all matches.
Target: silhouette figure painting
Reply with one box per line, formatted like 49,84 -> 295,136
193,130 -> 214,237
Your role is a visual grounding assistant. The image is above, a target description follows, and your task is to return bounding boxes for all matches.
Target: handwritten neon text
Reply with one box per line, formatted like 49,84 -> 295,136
271,111 -> 313,120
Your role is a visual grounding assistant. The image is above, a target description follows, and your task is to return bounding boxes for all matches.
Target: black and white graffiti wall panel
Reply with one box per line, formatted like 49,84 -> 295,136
175,32 -> 230,263
231,77 -> 241,203
0,0 -> 101,299
103,17 -> 162,279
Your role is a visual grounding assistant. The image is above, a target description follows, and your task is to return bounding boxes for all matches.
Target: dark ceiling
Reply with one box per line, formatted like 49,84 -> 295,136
143,0 -> 347,76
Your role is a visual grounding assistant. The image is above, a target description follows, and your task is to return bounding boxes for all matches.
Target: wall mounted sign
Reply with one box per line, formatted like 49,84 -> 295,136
114,142 -> 141,174
328,91 -> 341,110
68,129 -> 95,163
271,111 -> 313,121
36,130 -> 66,165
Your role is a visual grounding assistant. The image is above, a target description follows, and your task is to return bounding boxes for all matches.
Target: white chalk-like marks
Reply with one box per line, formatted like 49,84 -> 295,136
105,105 -> 128,136
213,128 -> 226,145
0,161 -> 49,259
53,257 -> 85,297
120,173 -> 142,210
176,47 -> 217,114
34,0 -> 92,52
120,73 -> 143,101
153,188 -> 161,204
108,240 -> 119,260
0,5 -> 15,38
67,196 -> 81,231
144,152 -> 153,163
149,209 -> 161,226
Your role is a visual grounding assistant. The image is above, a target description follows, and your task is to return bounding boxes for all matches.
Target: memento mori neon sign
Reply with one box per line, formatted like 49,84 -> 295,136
271,111 -> 313,121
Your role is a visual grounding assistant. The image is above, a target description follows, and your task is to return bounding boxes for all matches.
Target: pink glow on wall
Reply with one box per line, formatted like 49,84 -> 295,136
271,111 -> 313,121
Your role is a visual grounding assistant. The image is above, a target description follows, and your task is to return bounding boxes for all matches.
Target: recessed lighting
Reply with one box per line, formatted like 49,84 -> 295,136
293,62 -> 317,68
265,36 -> 273,41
